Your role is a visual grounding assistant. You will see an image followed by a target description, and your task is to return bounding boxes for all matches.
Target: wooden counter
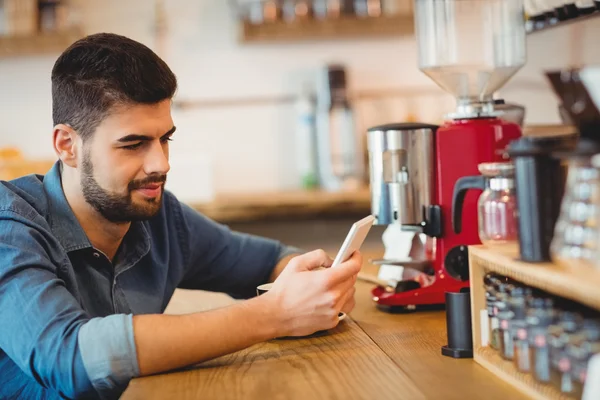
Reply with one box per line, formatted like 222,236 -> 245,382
121,259 -> 527,400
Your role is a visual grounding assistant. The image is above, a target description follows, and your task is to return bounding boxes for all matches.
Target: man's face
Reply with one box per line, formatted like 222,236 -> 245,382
79,100 -> 175,223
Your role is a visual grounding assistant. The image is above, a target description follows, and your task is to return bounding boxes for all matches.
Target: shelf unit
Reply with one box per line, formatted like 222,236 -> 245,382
239,9 -> 598,42
0,28 -> 82,58
240,14 -> 414,43
527,11 -> 600,34
190,186 -> 372,223
469,245 -> 600,399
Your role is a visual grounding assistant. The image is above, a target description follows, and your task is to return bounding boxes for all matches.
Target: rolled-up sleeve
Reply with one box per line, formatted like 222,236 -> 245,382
0,210 -> 139,399
78,314 -> 139,396
177,201 -> 288,298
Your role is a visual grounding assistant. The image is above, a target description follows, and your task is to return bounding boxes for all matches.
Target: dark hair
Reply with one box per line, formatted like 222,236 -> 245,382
51,32 -> 177,140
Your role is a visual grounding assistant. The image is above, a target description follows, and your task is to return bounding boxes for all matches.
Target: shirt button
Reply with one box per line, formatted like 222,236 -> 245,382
93,252 -> 100,258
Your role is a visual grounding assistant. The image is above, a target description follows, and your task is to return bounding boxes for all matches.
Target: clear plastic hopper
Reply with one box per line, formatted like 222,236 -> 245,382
414,0 -> 527,117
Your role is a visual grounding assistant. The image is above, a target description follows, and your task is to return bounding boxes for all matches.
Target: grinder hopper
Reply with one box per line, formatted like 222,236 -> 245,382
414,0 -> 527,117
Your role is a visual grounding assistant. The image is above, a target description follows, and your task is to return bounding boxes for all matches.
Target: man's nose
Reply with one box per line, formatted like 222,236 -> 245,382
144,141 -> 170,176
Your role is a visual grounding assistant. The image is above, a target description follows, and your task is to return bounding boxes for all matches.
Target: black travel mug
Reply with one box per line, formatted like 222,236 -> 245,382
442,289 -> 473,359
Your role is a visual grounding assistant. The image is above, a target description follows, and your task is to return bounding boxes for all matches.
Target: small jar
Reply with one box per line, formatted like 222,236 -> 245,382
282,0 -> 313,21
484,273 -> 500,349
550,311 -> 582,394
510,287 -> 529,372
498,284 -> 517,360
569,319 -> 600,399
262,0 -> 283,22
493,282 -> 510,354
528,298 -> 555,382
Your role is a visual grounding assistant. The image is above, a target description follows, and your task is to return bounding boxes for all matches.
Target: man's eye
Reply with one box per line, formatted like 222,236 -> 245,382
161,136 -> 173,143
123,142 -> 143,150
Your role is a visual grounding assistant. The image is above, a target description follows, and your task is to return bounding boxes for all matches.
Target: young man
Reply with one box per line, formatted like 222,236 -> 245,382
0,33 -> 361,400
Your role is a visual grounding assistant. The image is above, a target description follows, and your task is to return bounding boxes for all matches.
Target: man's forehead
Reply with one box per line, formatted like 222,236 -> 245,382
98,101 -> 174,139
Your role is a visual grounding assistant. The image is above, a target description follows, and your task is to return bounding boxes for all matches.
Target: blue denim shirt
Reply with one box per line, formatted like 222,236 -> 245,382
0,162 -> 293,399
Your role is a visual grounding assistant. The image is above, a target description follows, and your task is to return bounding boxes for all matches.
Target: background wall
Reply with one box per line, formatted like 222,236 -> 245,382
1,0 -> 599,196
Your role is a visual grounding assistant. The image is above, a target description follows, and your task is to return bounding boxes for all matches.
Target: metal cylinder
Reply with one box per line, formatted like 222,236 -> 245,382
367,123 -> 435,226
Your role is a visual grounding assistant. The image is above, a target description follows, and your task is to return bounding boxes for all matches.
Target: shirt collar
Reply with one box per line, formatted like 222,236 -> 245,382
43,161 -> 93,253
42,161 -> 151,261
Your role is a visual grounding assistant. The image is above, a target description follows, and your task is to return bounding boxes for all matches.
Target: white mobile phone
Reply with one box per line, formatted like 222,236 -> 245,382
331,215 -> 376,268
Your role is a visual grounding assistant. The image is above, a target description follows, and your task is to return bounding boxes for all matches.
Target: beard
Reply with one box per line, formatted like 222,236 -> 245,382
81,151 -> 167,223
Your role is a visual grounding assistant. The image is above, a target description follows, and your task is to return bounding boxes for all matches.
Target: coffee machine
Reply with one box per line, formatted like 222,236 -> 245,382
368,0 -> 526,311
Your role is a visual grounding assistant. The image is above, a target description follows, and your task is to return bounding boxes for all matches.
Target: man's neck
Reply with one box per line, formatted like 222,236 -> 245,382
61,170 -> 130,262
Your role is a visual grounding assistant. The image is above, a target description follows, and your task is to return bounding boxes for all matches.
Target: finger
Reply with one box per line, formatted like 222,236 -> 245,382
337,286 -> 356,313
288,249 -> 333,272
329,277 -> 356,309
342,297 -> 356,314
322,251 -> 363,287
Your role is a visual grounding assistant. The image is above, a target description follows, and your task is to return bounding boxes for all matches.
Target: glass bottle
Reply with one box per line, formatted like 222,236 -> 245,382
315,65 -> 364,191
570,319 -> 600,399
528,298 -> 555,381
262,0 -> 282,22
484,273 -> 499,350
282,0 -> 313,21
493,282 -> 510,353
314,0 -> 343,19
511,287 -> 530,372
550,311 -> 582,394
498,284 -> 516,360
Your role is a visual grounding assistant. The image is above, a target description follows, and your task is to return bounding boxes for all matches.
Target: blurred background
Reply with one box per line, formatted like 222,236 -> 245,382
0,0 -> 599,260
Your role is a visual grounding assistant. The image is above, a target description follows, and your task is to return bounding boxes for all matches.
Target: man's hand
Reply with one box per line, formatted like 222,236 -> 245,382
264,249 -> 362,337
132,249 -> 360,377
269,252 -> 299,282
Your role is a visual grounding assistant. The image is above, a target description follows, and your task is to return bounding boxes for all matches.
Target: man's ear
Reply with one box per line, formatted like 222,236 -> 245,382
53,124 -> 81,168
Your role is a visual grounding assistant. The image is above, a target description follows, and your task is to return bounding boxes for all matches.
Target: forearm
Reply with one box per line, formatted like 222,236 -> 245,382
133,294 -> 279,376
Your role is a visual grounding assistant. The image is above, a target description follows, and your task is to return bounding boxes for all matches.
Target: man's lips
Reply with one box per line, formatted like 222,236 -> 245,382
135,183 -> 163,197
139,183 -> 162,190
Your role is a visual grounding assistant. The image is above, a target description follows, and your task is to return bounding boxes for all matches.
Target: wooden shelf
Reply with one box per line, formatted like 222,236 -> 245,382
468,245 -> 600,400
469,245 -> 600,311
189,186 -> 372,223
0,28 -> 82,58
240,15 -> 414,43
527,11 -> 600,34
475,347 -> 573,400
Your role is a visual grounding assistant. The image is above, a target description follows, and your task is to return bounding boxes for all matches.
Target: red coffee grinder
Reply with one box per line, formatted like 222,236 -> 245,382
368,0 -> 526,311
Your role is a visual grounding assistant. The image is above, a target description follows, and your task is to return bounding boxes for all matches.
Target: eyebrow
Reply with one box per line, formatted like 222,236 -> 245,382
117,126 -> 177,143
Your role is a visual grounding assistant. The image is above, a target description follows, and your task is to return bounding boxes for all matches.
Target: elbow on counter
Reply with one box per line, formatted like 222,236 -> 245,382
27,314 -> 139,399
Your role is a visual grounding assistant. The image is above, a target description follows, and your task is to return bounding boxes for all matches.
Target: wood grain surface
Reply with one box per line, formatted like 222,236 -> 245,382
351,262 -> 528,400
122,317 -> 425,400
121,250 -> 527,400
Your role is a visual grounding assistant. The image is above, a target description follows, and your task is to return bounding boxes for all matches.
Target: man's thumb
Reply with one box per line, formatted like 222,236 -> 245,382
287,249 -> 333,272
